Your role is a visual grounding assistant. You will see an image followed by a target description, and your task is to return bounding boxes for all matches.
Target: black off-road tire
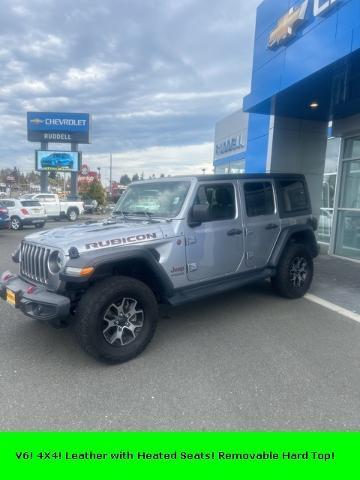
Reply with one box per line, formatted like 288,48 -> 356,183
271,243 -> 313,299
74,276 -> 158,363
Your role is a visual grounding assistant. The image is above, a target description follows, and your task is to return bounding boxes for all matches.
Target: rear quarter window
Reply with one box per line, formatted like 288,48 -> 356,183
277,179 -> 311,217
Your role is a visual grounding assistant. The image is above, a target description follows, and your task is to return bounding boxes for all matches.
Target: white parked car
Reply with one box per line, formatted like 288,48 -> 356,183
1,199 -> 47,230
27,193 -> 84,222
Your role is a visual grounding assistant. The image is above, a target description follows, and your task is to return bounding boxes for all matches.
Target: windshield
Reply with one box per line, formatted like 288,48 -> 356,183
114,181 -> 190,218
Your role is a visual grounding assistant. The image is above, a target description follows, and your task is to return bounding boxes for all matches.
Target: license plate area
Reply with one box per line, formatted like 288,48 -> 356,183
6,289 -> 18,307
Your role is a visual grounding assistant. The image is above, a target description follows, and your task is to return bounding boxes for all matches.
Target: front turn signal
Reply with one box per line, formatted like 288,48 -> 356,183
65,266 -> 95,277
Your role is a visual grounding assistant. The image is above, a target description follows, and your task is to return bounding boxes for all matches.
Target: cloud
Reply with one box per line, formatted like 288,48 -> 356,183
0,0 -> 261,178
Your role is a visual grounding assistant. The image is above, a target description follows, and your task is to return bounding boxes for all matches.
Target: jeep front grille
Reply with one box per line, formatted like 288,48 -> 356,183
20,242 -> 51,284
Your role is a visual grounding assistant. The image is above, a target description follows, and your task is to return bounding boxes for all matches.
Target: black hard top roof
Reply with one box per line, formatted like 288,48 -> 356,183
183,173 -> 306,182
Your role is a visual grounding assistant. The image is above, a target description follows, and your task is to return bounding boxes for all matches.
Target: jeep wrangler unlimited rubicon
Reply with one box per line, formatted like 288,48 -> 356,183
0,174 -> 319,363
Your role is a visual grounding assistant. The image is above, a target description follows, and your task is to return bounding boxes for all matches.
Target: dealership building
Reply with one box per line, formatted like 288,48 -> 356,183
213,0 -> 360,261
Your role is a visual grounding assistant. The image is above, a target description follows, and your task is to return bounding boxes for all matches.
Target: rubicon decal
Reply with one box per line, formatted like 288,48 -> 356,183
85,233 -> 158,250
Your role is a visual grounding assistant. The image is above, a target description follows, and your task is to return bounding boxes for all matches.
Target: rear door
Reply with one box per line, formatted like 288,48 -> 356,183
185,181 -> 245,282
241,180 -> 280,268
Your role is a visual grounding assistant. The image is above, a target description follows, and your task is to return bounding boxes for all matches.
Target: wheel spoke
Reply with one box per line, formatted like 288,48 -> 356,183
103,318 -> 117,335
109,328 -> 123,345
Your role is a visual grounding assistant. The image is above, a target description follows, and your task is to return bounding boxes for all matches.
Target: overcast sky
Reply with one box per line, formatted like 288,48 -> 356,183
0,0 -> 261,182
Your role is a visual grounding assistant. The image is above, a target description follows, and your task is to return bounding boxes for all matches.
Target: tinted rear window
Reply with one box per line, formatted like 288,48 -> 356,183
21,201 -> 41,207
278,180 -> 309,213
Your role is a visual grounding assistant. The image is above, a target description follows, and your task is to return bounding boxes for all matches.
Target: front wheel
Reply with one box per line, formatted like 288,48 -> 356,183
75,276 -> 158,363
10,216 -> 23,230
271,244 -> 313,299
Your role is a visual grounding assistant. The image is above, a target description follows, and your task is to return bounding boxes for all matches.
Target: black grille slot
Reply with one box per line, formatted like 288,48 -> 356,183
20,243 -> 51,284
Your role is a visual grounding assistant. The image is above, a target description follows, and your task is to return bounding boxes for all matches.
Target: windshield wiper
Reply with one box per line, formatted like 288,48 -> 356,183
132,211 -> 158,223
112,210 -> 130,221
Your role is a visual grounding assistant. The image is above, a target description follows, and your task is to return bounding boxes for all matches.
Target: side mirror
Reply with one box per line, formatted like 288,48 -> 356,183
189,204 -> 210,227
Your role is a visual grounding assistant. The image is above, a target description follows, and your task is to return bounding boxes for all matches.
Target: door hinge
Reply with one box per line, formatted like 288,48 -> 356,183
186,236 -> 197,245
187,263 -> 198,273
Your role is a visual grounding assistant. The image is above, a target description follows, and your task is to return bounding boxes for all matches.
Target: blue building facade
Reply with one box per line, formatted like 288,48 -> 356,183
214,0 -> 360,261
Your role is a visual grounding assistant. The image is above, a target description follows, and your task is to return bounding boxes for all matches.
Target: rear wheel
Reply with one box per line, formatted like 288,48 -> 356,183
10,216 -> 23,230
67,208 -> 78,222
34,222 -> 45,229
271,243 -> 313,299
75,276 -> 158,363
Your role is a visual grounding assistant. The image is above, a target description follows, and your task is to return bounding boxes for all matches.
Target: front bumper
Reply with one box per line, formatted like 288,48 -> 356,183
0,273 -> 70,326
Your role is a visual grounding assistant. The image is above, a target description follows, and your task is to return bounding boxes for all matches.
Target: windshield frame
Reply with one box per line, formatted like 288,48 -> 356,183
113,179 -> 192,220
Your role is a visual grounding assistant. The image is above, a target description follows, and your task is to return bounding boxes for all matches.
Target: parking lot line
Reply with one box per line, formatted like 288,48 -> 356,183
305,293 -> 360,324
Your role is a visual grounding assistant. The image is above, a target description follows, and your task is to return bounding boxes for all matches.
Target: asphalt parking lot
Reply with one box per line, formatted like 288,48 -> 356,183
0,220 -> 359,431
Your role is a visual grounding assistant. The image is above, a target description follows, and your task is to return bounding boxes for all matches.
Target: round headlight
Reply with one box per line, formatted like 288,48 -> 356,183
48,250 -> 65,275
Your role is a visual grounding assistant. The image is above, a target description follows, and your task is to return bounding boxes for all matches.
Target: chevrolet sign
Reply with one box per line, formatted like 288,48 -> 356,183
268,0 -> 337,49
27,112 -> 91,144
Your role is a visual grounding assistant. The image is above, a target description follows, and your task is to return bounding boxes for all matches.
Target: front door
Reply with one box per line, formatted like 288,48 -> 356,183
185,182 -> 245,282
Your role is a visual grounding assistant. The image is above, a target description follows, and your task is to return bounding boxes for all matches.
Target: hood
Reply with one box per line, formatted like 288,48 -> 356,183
24,218 -> 165,254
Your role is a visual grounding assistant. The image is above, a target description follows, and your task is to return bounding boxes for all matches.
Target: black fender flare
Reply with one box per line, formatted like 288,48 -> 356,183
269,225 -> 319,268
60,246 -> 174,298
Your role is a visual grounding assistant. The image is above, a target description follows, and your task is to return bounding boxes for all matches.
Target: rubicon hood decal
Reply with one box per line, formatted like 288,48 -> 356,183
85,232 -> 158,250
24,220 -> 164,253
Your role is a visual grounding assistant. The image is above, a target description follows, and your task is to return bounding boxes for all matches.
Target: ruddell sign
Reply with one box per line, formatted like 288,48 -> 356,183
27,112 -> 91,143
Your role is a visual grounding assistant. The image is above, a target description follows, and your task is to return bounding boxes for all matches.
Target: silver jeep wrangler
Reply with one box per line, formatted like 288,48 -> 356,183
0,174 -> 319,363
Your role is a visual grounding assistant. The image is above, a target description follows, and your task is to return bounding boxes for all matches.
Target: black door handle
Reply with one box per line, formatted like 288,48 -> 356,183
265,223 -> 279,230
227,229 -> 243,236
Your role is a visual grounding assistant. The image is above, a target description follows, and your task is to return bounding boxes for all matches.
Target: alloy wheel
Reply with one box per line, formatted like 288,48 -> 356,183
102,297 -> 144,347
11,218 -> 20,230
289,256 -> 308,288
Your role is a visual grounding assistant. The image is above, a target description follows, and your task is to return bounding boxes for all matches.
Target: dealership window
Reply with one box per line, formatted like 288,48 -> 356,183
319,138 -> 340,244
244,182 -> 274,217
334,155 -> 360,260
214,163 -> 229,174
229,160 -> 245,174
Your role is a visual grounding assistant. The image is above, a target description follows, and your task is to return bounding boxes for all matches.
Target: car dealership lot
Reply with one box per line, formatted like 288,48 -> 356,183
0,223 -> 360,431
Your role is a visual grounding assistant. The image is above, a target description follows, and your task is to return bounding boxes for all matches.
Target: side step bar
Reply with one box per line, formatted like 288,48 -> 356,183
167,268 -> 274,306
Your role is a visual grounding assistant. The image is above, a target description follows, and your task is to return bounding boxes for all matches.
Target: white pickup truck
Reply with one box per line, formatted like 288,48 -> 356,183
29,193 -> 84,222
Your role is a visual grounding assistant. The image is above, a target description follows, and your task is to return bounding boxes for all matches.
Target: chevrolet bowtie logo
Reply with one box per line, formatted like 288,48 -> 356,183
30,118 -> 44,125
268,0 -> 308,49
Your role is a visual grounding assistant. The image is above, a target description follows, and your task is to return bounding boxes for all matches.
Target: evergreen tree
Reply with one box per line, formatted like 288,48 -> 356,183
120,174 -> 131,186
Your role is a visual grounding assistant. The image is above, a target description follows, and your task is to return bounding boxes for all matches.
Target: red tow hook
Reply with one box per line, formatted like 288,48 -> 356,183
1,271 -> 13,283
